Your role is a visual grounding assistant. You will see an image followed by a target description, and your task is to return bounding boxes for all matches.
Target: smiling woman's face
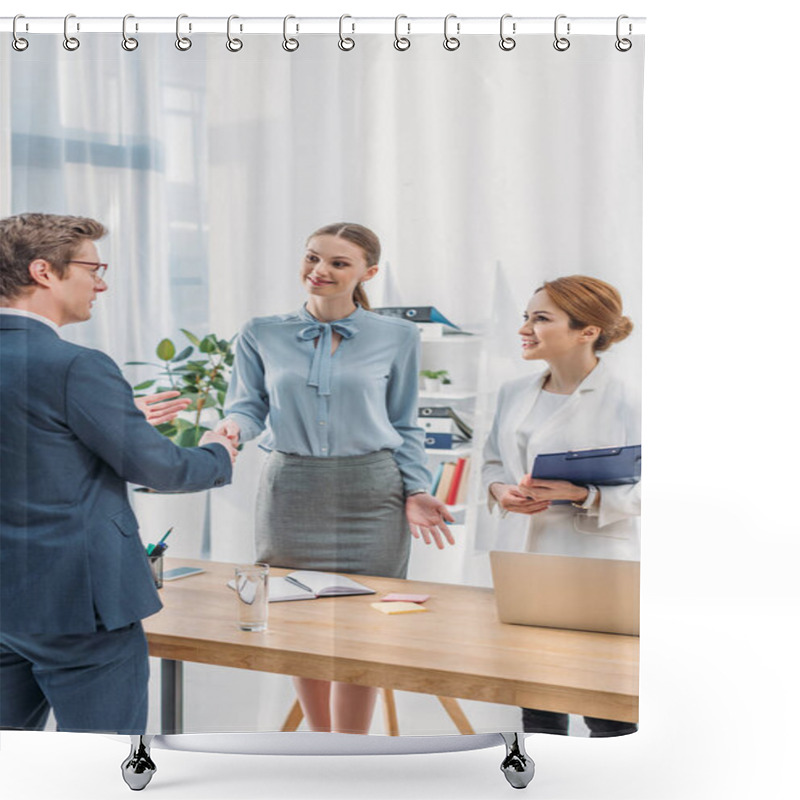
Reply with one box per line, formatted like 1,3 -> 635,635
300,234 -> 376,302
518,289 -> 592,361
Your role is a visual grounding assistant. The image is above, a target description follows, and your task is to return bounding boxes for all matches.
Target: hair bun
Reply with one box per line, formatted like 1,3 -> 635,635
610,315 -> 634,343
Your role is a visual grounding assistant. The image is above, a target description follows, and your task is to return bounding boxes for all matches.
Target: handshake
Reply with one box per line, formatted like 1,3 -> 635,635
135,391 -> 241,467
199,419 -> 241,466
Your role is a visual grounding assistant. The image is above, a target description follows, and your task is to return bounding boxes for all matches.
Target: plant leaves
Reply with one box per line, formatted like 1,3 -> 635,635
180,329 -> 202,348
175,425 -> 212,448
133,379 -> 156,391
199,336 -> 215,354
156,338 -> 176,361
175,426 -> 202,447
173,346 -> 194,362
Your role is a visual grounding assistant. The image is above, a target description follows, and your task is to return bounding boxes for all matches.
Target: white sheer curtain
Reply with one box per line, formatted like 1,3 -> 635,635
2,35 -> 211,366
4,32 -> 643,566
2,28 -> 643,736
205,35 -> 642,342
204,34 -> 644,564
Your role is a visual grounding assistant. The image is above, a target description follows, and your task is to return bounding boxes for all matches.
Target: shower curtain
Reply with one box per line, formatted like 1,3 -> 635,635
0,17 -> 644,746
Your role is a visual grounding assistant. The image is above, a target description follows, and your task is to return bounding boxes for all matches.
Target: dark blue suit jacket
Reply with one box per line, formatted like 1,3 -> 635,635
0,315 -> 232,634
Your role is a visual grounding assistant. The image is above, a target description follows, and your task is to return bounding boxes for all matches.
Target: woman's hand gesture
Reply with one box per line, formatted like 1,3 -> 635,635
405,493 -> 456,550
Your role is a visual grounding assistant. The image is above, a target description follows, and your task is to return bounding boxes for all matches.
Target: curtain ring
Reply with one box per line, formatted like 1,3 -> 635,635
226,15 -> 243,52
443,14 -> 460,51
553,14 -> 570,52
338,14 -> 355,51
175,14 -> 192,51
12,15 -> 29,52
63,13 -> 80,51
282,15 -> 299,52
615,15 -> 632,52
499,14 -> 516,51
394,14 -> 410,51
122,14 -> 139,51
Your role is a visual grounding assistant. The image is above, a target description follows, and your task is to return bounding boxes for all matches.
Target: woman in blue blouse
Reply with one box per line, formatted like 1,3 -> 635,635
217,222 -> 454,734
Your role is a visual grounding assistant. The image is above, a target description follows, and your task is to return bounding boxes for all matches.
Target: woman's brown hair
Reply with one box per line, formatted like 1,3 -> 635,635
307,222 -> 381,310
537,275 -> 633,352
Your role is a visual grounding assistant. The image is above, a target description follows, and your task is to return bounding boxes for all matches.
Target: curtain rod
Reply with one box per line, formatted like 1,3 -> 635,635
1,16 -> 646,37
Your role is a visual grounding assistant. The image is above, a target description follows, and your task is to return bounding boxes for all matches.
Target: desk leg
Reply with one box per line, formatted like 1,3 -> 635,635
161,659 -> 184,734
500,733 -> 535,789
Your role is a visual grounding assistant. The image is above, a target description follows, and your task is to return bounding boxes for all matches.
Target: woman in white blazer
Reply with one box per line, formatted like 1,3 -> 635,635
482,275 -> 640,737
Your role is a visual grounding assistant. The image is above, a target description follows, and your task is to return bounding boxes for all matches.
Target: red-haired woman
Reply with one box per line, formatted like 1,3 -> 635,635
482,275 -> 640,737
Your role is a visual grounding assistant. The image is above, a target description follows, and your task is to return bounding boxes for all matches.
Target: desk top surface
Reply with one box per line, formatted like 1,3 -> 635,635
143,558 -> 639,721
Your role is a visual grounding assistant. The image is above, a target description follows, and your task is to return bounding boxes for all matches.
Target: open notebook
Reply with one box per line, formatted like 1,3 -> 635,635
227,570 -> 376,603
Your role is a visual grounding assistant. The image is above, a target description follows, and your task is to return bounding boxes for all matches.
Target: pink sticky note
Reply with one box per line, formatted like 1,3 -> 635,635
372,602 -> 427,615
381,593 -> 430,604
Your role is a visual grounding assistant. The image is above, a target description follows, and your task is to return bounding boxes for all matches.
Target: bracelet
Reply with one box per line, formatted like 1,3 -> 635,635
571,484 -> 598,510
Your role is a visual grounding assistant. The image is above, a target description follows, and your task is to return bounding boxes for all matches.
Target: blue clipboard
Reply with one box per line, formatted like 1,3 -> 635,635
531,445 -> 641,497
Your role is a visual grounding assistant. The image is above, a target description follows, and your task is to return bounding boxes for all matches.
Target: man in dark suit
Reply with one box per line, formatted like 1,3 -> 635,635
0,213 -> 237,734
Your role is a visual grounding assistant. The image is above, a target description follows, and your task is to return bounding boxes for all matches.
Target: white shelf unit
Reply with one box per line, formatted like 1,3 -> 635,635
410,333 -> 492,585
418,389 -> 477,401
424,445 -> 472,457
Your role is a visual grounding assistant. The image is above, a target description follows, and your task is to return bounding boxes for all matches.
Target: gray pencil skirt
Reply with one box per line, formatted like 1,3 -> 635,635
254,450 -> 409,579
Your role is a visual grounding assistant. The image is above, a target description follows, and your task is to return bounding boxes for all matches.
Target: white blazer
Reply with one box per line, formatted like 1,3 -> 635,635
482,359 -> 641,560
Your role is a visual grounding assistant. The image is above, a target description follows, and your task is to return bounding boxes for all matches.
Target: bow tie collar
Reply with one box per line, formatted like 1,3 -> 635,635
297,315 -> 360,396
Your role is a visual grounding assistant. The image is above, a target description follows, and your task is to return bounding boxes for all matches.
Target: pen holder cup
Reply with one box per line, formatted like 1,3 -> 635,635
149,554 -> 164,589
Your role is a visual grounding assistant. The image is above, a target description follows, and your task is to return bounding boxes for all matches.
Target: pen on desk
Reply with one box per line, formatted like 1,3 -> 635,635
285,575 -> 312,592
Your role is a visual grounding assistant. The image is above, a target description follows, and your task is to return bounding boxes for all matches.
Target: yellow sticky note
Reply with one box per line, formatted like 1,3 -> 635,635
371,601 -> 427,615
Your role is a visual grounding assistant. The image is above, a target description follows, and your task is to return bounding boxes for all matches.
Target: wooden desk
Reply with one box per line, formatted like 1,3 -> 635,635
143,559 -> 638,733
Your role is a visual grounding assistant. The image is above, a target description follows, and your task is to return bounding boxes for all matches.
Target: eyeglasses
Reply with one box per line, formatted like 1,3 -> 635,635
69,260 -> 108,280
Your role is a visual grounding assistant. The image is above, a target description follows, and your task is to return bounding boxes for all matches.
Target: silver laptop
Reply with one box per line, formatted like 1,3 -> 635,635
489,551 -> 640,636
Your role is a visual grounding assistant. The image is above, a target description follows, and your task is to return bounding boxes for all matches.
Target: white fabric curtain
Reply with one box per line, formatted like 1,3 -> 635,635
203,34 -> 644,565
2,28 -> 642,737
2,32 -> 643,569
206,34 -> 643,339
2,35 -> 210,366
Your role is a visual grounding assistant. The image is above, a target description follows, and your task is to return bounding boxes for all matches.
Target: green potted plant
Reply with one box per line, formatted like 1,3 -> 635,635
420,369 -> 451,393
127,330 -> 236,447
126,330 -> 237,557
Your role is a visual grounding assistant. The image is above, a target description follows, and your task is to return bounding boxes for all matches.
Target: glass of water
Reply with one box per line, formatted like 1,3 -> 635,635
234,564 -> 269,632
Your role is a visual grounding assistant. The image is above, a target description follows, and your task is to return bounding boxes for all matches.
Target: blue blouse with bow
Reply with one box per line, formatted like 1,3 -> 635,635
224,304 -> 432,494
